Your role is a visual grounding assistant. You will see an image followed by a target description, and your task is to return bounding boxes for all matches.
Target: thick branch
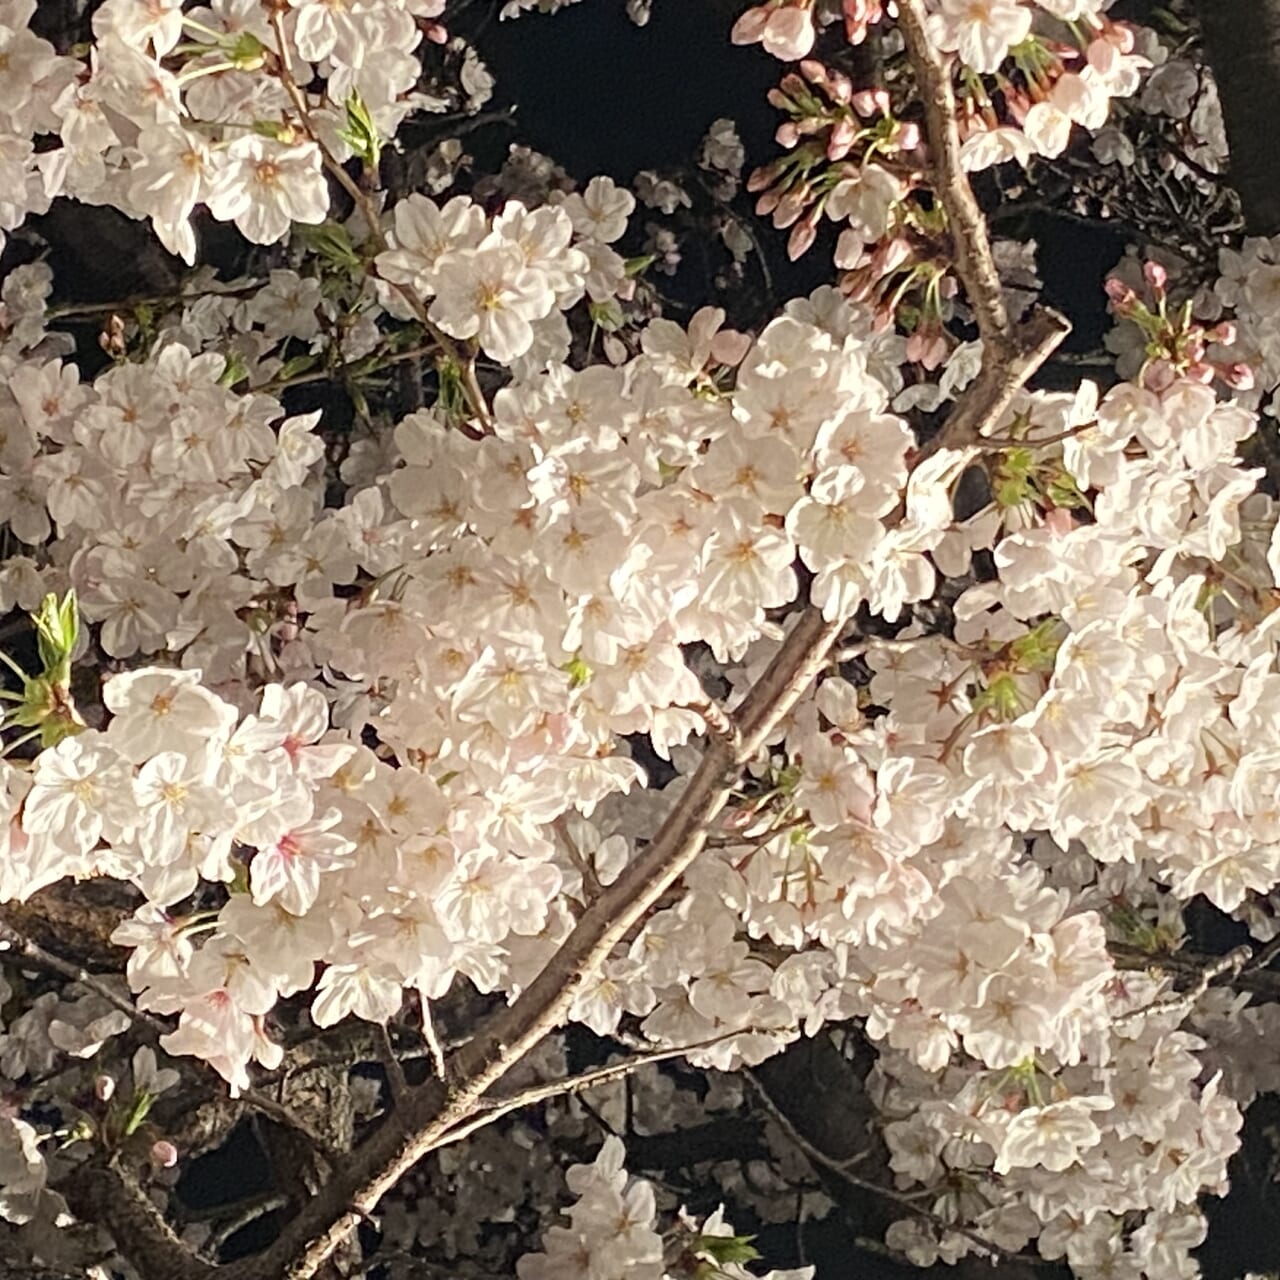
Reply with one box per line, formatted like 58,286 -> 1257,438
897,0 -> 1010,351
896,0 -> 1070,453
62,1162 -> 216,1280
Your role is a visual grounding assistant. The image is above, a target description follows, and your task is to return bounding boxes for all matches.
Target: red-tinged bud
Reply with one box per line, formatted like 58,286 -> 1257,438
94,1075 -> 115,1104
746,163 -> 776,194
828,71 -> 853,105
1142,260 -> 1168,293
842,267 -> 875,303
1143,360 -> 1176,393
873,236 -> 912,275
773,186 -> 810,228
755,187 -> 782,216
788,212 -> 819,260
852,87 -> 889,118
1220,361 -> 1255,390
799,58 -> 827,85
1187,362 -> 1216,385
827,118 -> 857,161
871,299 -> 896,330
1104,276 -> 1137,309
767,87 -> 792,111
776,121 -> 800,148
1210,321 -> 1238,346
731,5 -> 771,45
1101,17 -> 1136,52
151,1140 -> 179,1169
781,73 -> 806,97
907,326 -> 948,370
895,120 -> 921,151
424,21 -> 448,43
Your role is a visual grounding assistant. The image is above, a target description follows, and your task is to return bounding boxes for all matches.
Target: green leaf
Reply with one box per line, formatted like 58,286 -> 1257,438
33,590 -> 78,683
276,351 -> 323,383
217,351 -> 250,389
337,89 -> 382,169
695,1233 -> 762,1267
295,221 -> 364,272
121,1089 -> 154,1137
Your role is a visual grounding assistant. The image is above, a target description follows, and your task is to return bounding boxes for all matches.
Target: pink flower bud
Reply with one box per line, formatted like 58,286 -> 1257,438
1210,321 -> 1238,346
873,236 -> 913,276
776,121 -> 801,148
1044,507 -> 1077,536
1220,361 -> 1255,390
787,214 -> 819,261
746,164 -> 776,194
799,59 -> 827,86
772,186 -> 810,228
851,89 -> 881,119
1142,260 -> 1168,294
1104,276 -> 1138,309
1142,360 -> 1176,393
828,71 -> 854,105
895,121 -> 921,151
842,267 -> 875,303
826,118 -> 857,161
755,187 -> 782,217
731,5 -> 771,45
151,1140 -> 179,1169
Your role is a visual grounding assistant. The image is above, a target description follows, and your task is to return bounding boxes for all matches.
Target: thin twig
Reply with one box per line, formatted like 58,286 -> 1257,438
748,1074 -> 1037,1266
896,0 -> 1071,457
265,8 -> 492,433
0,916 -> 170,1037
420,999 -> 449,1083
376,1024 -> 408,1107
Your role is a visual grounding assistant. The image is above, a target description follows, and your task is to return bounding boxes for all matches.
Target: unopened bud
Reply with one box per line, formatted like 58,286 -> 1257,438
776,121 -> 801,149
1142,260 -> 1168,293
772,186 -> 811,228
787,214 -> 819,261
851,88 -> 882,119
1219,361 -> 1255,390
94,1075 -> 115,1104
798,59 -> 827,86
150,1140 -> 179,1169
895,121 -> 921,152
827,118 -> 857,162
1104,276 -> 1138,310
827,71 -> 853,105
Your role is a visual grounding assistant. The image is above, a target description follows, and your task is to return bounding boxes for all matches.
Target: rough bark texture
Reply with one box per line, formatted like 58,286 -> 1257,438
1194,0 -> 1280,235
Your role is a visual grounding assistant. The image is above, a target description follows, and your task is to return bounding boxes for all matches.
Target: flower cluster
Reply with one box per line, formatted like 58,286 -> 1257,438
0,1 -> 1275,1276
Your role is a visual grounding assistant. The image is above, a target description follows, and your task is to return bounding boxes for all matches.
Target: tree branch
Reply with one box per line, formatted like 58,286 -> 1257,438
897,0 -> 1009,351
224,606 -> 844,1280
896,0 -> 1071,455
